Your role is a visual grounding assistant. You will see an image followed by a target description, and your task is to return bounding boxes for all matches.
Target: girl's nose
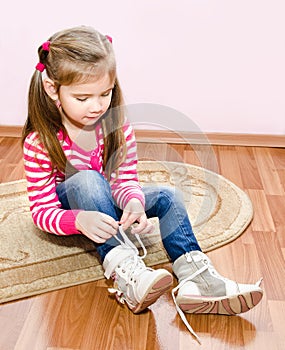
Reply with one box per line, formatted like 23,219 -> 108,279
90,99 -> 103,113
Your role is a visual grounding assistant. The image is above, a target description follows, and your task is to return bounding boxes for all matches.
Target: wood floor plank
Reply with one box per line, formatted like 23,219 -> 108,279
0,299 -> 33,350
14,292 -> 67,350
79,287 -> 123,350
0,138 -> 20,162
235,146 -> 263,190
243,331 -> 282,350
266,195 -> 285,247
267,300 -> 285,349
216,146 -> 244,188
47,348 -> 79,350
277,169 -> 285,192
0,163 -> 17,183
253,231 -> 285,301
47,285 -> 99,349
184,144 -> 220,173
246,189 -> 276,232
137,143 -> 185,163
269,148 -> 285,169
10,160 -> 25,181
183,145 -> 205,168
253,147 -> 284,195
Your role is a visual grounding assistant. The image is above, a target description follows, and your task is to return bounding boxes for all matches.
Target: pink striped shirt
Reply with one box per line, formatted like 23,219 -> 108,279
23,120 -> 145,236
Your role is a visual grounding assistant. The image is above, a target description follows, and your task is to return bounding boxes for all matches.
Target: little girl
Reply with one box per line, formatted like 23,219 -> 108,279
22,25 -> 263,342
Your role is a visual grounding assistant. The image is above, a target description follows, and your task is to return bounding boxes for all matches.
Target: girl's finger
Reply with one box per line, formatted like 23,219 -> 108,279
120,213 -> 138,230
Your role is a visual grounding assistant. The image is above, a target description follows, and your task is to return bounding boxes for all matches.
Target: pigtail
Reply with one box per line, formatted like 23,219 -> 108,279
22,70 -> 71,175
102,79 -> 127,181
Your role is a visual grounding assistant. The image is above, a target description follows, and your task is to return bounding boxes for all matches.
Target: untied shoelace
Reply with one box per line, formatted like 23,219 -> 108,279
171,254 -> 263,344
171,265 -> 209,344
110,226 -> 203,343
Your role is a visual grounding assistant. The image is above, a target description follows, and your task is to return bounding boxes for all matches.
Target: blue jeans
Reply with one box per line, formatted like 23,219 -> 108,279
56,170 -> 201,263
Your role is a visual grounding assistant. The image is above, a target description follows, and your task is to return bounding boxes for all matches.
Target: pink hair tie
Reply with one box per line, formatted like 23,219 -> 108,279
105,35 -> 112,43
35,62 -> 46,72
42,41 -> 50,51
35,41 -> 50,72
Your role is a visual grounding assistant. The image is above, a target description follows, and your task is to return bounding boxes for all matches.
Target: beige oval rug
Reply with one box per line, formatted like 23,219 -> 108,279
0,161 -> 253,303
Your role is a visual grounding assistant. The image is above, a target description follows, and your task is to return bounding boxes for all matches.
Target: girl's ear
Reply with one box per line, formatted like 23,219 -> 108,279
43,78 -> 59,101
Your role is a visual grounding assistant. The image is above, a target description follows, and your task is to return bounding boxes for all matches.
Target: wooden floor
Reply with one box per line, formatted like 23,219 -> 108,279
0,137 -> 285,350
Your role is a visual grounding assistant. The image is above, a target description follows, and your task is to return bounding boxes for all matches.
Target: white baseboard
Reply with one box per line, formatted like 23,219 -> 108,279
134,129 -> 285,148
0,125 -> 23,138
0,125 -> 284,148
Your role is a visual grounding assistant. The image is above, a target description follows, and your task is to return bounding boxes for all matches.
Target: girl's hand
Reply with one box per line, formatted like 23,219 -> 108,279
75,211 -> 119,243
120,198 -> 154,235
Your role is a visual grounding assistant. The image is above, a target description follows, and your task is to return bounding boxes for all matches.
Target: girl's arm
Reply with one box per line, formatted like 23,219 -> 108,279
110,120 -> 145,210
23,132 -> 81,235
110,121 -> 154,234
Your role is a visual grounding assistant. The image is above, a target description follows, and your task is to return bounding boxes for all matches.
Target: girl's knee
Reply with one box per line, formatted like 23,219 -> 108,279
71,170 -> 110,194
159,186 -> 183,203
146,186 -> 182,209
65,170 -> 116,211
78,170 -> 104,184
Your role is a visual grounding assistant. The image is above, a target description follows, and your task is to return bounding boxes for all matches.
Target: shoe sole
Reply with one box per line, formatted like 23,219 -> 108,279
130,273 -> 173,314
177,290 -> 263,315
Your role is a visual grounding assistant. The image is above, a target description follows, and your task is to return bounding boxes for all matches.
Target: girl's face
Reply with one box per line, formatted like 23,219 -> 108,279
58,73 -> 114,129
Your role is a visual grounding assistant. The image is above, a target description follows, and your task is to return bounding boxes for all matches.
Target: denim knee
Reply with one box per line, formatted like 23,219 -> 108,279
158,186 -> 184,205
72,170 -> 110,195
144,185 -> 184,218
57,170 -> 117,212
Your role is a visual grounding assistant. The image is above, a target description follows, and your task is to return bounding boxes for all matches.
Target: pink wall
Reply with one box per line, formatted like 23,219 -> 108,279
0,0 -> 284,134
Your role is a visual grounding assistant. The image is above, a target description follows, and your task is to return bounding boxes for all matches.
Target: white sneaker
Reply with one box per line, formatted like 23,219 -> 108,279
172,250 -> 263,315
172,250 -> 263,343
103,227 -> 173,314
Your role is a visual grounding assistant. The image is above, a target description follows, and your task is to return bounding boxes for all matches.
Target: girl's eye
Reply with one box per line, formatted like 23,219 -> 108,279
76,97 -> 88,102
102,90 -> 112,97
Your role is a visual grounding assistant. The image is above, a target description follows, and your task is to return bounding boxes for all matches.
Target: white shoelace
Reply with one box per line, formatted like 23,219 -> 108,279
108,226 -> 148,304
172,257 -> 263,344
171,265 -> 209,344
114,225 -> 147,258
111,228 -> 203,343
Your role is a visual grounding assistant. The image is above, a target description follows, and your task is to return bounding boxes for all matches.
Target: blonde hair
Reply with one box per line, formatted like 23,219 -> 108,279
22,26 -> 126,180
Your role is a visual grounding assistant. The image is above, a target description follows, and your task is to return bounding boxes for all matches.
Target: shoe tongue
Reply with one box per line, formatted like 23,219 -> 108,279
123,255 -> 145,277
186,251 -> 204,263
193,254 -> 204,263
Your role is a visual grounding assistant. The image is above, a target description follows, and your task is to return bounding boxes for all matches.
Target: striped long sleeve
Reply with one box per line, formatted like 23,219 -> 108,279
109,122 -> 145,209
23,132 -> 81,235
23,120 -> 145,236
